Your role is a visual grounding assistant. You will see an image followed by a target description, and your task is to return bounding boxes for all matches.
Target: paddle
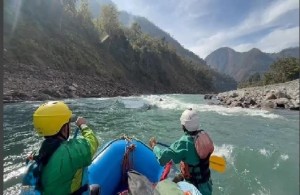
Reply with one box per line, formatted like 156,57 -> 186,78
157,142 -> 226,173
209,155 -> 226,173
73,127 -> 80,139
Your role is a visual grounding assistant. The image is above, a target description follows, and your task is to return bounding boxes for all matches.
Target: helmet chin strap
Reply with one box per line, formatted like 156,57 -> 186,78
182,125 -> 198,135
57,124 -> 70,141
57,131 -> 68,141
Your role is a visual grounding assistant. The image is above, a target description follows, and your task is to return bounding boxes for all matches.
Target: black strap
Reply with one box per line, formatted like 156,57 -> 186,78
35,138 -> 63,164
185,129 -> 211,185
33,138 -> 63,191
187,154 -> 211,185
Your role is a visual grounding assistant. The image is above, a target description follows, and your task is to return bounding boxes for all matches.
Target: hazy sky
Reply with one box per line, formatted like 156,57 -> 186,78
111,0 -> 299,58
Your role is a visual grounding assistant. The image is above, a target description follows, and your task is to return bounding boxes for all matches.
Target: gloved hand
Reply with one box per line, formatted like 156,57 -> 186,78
75,117 -> 87,128
149,137 -> 157,149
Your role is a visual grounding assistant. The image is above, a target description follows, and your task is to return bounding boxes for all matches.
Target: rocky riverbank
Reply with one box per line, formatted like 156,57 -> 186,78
216,79 -> 299,110
3,63 -> 134,103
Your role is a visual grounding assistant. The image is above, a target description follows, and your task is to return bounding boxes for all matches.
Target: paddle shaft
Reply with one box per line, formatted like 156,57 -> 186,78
73,127 -> 80,139
157,142 -> 169,147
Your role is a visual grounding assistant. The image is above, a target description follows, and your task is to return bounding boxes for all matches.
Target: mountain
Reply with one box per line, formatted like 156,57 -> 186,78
3,0 -> 236,102
270,47 -> 300,59
205,47 -> 300,82
118,12 -> 207,66
88,0 -> 236,91
89,0 -> 207,66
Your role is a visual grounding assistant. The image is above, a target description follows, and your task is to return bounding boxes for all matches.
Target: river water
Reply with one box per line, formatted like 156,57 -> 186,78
3,94 -> 299,195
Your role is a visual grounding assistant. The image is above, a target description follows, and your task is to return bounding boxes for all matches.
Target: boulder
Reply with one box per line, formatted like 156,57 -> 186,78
231,101 -> 243,107
261,100 -> 276,109
204,94 -> 213,100
229,92 -> 238,98
265,93 -> 277,100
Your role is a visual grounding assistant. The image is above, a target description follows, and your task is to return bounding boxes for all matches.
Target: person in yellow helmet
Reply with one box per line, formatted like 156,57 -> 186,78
31,101 -> 99,195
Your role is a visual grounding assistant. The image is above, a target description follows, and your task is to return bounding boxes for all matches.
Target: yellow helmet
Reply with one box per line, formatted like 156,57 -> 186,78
33,101 -> 72,136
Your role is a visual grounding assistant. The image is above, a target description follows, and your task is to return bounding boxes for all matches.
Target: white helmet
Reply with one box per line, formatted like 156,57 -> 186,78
180,108 -> 199,132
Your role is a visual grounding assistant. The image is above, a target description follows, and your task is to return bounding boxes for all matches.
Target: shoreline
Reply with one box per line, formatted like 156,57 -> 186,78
215,79 -> 299,111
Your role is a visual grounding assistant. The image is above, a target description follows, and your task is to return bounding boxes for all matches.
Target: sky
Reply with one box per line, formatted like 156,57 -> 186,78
111,0 -> 299,58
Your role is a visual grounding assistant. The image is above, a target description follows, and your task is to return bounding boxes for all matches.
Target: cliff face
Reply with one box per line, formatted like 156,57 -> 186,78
4,0 -> 237,102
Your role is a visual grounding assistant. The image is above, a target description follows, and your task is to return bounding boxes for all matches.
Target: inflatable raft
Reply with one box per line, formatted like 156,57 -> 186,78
81,136 -> 167,195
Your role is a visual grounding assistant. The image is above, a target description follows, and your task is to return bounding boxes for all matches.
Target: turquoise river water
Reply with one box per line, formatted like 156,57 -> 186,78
3,94 -> 299,195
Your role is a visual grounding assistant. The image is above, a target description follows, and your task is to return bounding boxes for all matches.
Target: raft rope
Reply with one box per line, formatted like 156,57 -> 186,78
122,143 -> 136,184
120,134 -> 133,142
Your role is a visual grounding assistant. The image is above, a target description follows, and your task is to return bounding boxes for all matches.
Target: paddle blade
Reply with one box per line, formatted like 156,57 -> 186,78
209,155 -> 226,173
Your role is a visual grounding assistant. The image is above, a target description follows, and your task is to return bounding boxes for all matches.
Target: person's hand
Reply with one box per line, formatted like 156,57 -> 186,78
75,117 -> 87,128
149,137 -> 157,149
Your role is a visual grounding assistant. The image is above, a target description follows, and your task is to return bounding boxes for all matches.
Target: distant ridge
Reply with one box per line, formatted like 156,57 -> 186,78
205,47 -> 300,82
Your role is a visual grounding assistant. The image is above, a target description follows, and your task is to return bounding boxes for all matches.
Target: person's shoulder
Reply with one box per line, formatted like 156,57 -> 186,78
180,133 -> 193,141
172,135 -> 190,146
59,139 -> 89,151
53,139 -> 90,157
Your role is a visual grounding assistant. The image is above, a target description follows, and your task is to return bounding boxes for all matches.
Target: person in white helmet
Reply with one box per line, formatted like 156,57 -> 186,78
149,108 -> 213,195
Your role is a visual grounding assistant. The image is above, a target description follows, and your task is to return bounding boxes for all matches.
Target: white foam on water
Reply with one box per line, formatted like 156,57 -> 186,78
140,95 -> 283,119
258,148 -> 272,157
31,103 -> 42,108
280,154 -> 289,161
272,162 -> 280,170
255,177 -> 262,185
272,153 -> 289,170
247,109 -> 283,119
3,183 -> 22,195
200,105 -> 282,119
3,166 -> 26,182
119,98 -> 148,109
241,169 -> 250,175
140,95 -> 184,110
213,144 -> 235,166
251,183 -> 272,195
217,186 -> 224,192
256,187 -> 271,195
87,97 -> 112,101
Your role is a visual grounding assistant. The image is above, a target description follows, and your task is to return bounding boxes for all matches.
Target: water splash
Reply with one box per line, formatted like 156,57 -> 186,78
141,95 -> 283,119
280,154 -> 289,161
259,148 -> 272,157
3,165 -> 26,182
118,98 -> 148,109
213,144 -> 235,167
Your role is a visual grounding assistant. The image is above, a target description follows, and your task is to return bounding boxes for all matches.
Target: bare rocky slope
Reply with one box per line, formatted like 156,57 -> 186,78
3,63 -> 133,103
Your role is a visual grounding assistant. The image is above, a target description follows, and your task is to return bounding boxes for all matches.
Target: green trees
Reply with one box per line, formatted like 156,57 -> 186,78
97,4 -> 121,36
264,57 -> 300,85
78,0 -> 92,22
129,23 -> 142,40
238,57 -> 300,88
77,0 -> 98,38
62,0 -> 77,15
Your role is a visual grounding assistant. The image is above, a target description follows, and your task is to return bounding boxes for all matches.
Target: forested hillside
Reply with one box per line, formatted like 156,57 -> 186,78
3,0 -> 236,102
89,0 -> 207,66
238,57 -> 300,88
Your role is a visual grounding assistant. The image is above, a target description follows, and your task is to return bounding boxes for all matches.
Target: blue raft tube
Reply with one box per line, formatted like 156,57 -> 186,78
81,136 -> 167,195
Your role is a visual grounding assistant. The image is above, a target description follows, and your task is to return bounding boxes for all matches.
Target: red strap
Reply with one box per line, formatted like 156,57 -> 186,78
160,160 -> 173,180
